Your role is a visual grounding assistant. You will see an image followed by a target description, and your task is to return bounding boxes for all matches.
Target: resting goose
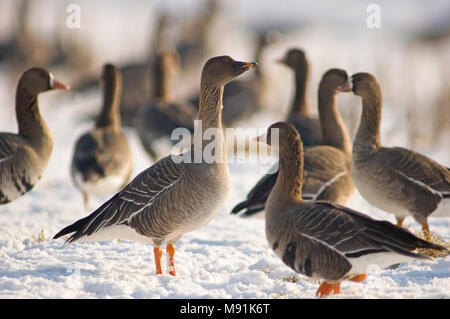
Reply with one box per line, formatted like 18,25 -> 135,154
71,64 -> 133,211
231,69 -> 354,217
282,48 -> 322,147
54,56 -> 257,276
257,122 -> 445,298
135,52 -> 197,161
349,72 -> 450,239
0,67 -> 69,204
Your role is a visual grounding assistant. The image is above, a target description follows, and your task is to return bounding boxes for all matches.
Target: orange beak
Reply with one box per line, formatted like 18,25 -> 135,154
336,80 -> 352,93
50,76 -> 70,90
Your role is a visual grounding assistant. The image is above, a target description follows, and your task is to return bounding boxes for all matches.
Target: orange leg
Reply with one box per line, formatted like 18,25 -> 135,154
396,219 -> 404,228
154,246 -> 163,275
349,274 -> 367,282
166,244 -> 176,276
316,282 -> 338,298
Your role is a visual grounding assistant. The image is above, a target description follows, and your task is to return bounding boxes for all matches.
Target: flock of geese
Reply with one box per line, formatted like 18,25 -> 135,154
0,44 -> 449,297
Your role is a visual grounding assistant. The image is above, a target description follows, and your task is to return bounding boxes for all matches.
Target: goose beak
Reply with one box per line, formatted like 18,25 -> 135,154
242,61 -> 258,70
234,61 -> 258,75
50,75 -> 70,90
336,79 -> 352,93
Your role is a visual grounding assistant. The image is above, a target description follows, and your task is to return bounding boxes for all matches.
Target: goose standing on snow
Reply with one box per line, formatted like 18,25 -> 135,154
54,56 -> 257,276
135,52 -> 197,161
71,64 -> 133,211
0,67 -> 69,204
257,122 -> 445,298
349,72 -> 450,239
231,69 -> 354,217
281,48 -> 322,147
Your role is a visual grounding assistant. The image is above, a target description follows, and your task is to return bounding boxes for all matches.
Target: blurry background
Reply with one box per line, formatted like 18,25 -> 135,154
0,0 -> 448,156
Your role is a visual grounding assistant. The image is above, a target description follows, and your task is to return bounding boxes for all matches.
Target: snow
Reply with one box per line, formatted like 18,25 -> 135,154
0,0 -> 449,299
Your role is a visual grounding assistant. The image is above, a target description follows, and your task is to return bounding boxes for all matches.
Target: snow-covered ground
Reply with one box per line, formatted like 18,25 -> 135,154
0,0 -> 449,299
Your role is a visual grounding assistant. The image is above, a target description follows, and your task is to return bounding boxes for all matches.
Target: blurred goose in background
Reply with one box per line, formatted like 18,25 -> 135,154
0,67 -> 69,204
135,51 -> 197,161
231,69 -> 354,217
349,72 -> 450,239
71,64 -> 133,211
0,0 -> 54,67
281,48 -> 322,147
0,0 -> 90,75
54,56 -> 257,276
176,0 -> 220,76
72,13 -> 172,127
258,122 -> 445,298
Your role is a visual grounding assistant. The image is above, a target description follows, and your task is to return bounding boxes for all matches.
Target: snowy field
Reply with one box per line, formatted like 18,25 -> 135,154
0,0 -> 449,299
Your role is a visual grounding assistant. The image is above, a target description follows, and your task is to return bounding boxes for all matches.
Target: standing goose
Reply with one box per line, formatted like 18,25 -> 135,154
71,64 -> 133,211
231,69 -> 354,217
0,67 -> 69,204
135,52 -> 197,161
282,48 -> 322,147
258,122 -> 445,298
54,56 -> 257,276
349,72 -> 450,239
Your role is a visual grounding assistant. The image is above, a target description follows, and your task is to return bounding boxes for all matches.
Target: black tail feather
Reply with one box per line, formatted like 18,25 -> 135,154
230,200 -> 249,215
53,215 -> 92,241
230,200 -> 265,217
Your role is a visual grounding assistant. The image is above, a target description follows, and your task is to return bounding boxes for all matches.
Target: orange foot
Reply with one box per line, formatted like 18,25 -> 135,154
349,274 -> 367,282
316,282 -> 341,298
166,244 -> 176,276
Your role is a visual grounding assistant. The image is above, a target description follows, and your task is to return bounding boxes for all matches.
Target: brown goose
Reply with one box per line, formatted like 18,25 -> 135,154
282,48 -> 322,147
0,67 -> 69,204
135,52 -> 198,161
258,122 -> 445,298
231,69 -> 354,217
71,64 -> 133,211
54,56 -> 257,276
349,72 -> 450,239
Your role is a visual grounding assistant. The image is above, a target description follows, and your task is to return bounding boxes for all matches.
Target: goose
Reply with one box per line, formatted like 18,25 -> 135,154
282,48 -> 322,147
231,69 -> 354,217
257,122 -> 445,298
71,64 -> 133,211
135,52 -> 197,161
0,67 -> 69,204
54,56 -> 257,276
349,72 -> 450,239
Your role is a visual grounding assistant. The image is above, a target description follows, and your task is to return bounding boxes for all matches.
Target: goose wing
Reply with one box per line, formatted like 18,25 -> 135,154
379,147 -> 450,194
55,155 -> 182,243
283,201 -> 442,281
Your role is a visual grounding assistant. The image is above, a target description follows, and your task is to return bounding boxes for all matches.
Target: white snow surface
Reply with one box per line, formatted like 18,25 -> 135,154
0,0 -> 449,299
0,92 -> 448,299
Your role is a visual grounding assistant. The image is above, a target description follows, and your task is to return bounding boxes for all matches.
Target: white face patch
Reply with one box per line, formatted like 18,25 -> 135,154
49,73 -> 55,88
